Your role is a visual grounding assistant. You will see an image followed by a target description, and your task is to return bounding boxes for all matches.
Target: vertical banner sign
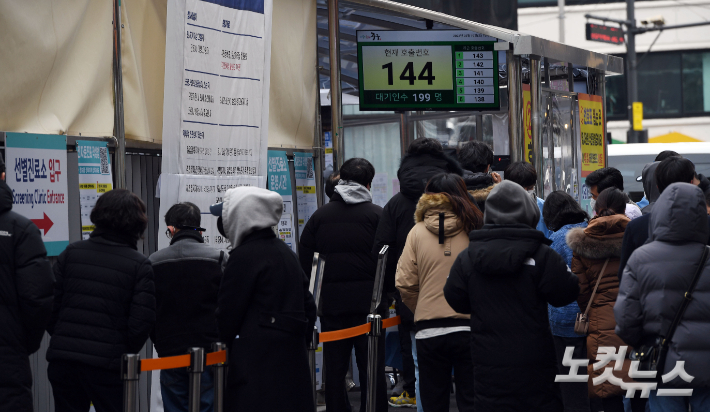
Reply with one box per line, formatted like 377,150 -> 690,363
522,84 -> 533,163
77,141 -> 113,239
294,152 -> 317,238
5,133 -> 69,256
268,150 -> 296,252
578,93 -> 606,214
323,132 -> 334,170
160,0 -> 273,251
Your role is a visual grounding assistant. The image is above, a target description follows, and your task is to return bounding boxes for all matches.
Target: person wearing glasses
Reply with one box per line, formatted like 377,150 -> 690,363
149,202 -> 226,412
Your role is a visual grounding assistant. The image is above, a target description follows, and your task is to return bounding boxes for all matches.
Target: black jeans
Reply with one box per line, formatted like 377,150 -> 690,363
48,361 -> 123,412
416,331 -> 475,412
553,335 -> 591,412
398,321 -> 416,395
321,315 -> 388,412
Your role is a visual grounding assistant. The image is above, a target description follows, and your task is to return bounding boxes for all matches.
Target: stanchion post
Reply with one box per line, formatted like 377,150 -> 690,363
365,246 -> 388,412
366,314 -> 382,412
187,347 -> 205,412
308,252 -> 326,412
211,343 -> 227,412
308,325 -> 319,411
121,354 -> 141,412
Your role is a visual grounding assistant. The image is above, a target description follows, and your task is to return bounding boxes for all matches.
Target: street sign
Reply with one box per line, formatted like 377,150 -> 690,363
5,133 -> 69,256
585,23 -> 625,45
632,102 -> 643,131
357,30 -> 500,111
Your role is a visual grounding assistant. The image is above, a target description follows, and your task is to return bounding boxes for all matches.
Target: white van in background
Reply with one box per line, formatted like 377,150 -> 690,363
608,143 -> 710,202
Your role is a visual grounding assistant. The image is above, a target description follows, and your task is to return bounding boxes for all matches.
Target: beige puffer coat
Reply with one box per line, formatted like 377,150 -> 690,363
395,193 -> 471,324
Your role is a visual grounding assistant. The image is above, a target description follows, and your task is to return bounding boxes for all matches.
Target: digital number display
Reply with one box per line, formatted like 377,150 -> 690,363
357,31 -> 500,111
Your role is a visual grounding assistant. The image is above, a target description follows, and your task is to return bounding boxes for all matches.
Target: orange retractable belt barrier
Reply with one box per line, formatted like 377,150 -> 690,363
206,350 -> 227,366
140,354 -> 191,372
139,350 -> 228,372
319,315 -> 401,343
382,315 -> 401,329
137,315 -> 402,370
319,323 -> 372,343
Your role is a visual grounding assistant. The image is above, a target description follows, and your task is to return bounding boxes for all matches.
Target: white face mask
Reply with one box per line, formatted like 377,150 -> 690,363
590,198 -> 596,215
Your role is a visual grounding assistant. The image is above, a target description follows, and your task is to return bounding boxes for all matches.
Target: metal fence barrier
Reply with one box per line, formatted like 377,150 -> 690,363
124,247 -> 392,412
307,246 -> 399,412
121,344 -> 228,412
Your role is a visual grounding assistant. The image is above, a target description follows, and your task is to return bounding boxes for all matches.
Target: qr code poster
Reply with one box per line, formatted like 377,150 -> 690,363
294,152 -> 318,238
77,141 -> 114,239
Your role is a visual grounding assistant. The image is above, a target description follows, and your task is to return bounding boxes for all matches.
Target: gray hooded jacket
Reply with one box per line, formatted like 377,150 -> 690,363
615,183 -> 710,387
222,186 -> 282,248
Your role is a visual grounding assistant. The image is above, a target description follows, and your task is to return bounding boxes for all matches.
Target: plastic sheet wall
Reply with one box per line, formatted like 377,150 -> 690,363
0,0 -> 317,148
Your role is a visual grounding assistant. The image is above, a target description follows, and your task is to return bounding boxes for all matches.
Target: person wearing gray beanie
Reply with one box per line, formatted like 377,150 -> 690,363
443,180 -> 579,411
483,180 -> 541,228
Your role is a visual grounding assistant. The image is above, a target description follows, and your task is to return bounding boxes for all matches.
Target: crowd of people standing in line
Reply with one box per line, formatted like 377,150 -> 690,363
2,141 -> 710,412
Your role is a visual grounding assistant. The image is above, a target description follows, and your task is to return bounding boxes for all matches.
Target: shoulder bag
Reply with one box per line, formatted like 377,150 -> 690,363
574,258 -> 610,335
630,246 -> 709,373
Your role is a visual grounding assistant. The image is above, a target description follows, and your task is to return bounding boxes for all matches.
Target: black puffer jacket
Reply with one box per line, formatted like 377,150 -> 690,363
373,152 -> 462,323
444,225 -> 579,412
219,228 -> 316,412
462,169 -> 495,213
47,228 -> 156,370
299,192 -> 383,317
0,179 -> 54,411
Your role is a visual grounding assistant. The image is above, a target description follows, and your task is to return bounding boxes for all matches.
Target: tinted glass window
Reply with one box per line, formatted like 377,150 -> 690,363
604,50 -> 710,120
683,52 -> 710,114
638,53 -> 682,116
606,74 -> 627,119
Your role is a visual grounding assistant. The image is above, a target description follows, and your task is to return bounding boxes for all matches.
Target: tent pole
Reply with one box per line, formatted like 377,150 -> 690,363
113,0 -> 127,189
327,0 -> 344,170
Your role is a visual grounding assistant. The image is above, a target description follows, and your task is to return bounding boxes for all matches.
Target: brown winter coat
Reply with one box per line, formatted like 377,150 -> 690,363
567,214 -> 633,399
396,193 -> 471,324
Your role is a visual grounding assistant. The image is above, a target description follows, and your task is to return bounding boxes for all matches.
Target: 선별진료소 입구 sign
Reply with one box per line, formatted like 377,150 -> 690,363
357,30 -> 500,111
5,133 -> 69,256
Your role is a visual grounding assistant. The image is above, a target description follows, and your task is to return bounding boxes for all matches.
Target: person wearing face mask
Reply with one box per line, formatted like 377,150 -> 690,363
584,168 -> 641,220
504,161 -> 550,238
211,187 -> 316,412
148,202 -> 226,412
566,188 -> 645,412
299,158 -> 389,412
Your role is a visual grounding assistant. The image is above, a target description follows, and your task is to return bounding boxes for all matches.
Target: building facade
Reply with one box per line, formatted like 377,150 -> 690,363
519,0 -> 710,143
